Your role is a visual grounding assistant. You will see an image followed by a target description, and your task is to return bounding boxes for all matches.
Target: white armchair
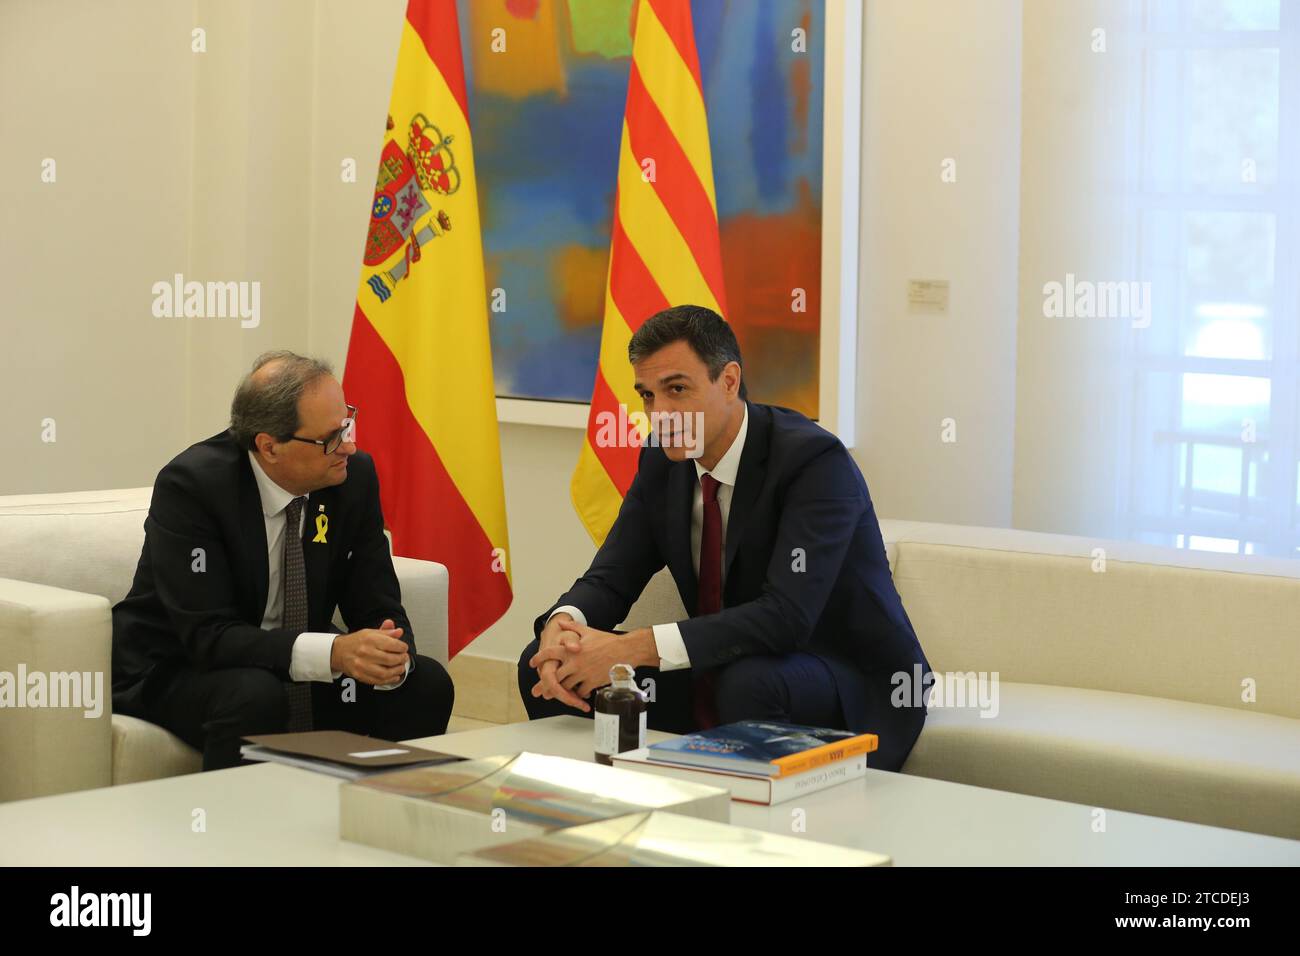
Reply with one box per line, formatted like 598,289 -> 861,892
0,487 -> 448,802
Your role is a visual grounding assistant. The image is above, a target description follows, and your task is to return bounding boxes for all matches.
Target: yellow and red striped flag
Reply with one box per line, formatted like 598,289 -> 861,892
571,0 -> 728,544
343,0 -> 511,657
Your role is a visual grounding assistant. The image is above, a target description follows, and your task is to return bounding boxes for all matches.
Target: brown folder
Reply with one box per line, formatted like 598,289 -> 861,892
242,730 -> 461,770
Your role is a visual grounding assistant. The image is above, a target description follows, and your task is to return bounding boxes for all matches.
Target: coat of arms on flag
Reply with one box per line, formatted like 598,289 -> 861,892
364,114 -> 459,302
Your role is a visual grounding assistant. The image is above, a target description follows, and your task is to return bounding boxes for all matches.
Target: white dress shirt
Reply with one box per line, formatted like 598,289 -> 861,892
549,404 -> 750,672
247,452 -> 408,690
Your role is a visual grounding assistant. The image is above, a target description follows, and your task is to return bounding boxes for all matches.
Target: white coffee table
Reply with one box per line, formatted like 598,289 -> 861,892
1,716 -> 1296,866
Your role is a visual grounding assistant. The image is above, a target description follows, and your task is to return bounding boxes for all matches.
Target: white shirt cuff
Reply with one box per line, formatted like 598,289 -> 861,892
651,623 -> 691,671
289,632 -> 341,683
548,605 -> 587,627
375,656 -> 411,691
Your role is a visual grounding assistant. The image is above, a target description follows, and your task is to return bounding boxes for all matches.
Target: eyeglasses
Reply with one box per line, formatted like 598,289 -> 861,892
288,405 -> 357,455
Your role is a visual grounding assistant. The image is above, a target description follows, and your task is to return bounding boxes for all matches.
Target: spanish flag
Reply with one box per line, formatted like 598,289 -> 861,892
571,0 -> 728,544
343,0 -> 511,657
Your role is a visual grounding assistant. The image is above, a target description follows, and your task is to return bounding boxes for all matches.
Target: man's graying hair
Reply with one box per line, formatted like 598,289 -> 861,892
627,304 -> 747,400
229,350 -> 334,451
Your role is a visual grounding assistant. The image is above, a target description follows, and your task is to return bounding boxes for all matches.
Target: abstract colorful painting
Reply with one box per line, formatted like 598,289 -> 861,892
458,0 -> 824,416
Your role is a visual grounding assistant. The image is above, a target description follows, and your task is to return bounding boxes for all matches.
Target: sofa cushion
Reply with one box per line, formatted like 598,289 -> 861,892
110,714 -> 202,785
0,488 -> 152,606
892,540 -> 1300,720
902,680 -> 1300,840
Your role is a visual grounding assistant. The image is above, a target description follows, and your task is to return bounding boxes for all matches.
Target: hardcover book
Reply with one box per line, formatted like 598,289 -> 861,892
612,747 -> 868,805
646,720 -> 879,777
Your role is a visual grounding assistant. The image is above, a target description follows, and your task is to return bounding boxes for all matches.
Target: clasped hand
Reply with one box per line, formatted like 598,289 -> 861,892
528,618 -> 631,713
329,619 -> 409,686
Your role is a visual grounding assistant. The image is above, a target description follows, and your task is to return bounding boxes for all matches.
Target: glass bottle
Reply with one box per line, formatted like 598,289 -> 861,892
593,663 -> 648,765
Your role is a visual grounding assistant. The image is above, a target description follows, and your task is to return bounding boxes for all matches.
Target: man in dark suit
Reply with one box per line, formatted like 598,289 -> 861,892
518,306 -> 931,772
113,350 -> 454,770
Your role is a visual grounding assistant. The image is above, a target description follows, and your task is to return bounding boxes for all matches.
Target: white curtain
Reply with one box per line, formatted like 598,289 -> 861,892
1013,0 -> 1298,557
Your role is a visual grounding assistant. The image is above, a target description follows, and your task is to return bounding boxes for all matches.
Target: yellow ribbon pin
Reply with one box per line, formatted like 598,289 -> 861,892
313,513 -> 329,543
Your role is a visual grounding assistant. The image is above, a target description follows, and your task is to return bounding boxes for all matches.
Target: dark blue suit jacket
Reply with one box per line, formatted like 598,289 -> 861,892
536,401 -> 932,770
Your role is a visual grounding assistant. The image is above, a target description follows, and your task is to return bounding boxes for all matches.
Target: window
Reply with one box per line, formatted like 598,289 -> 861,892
1124,0 -> 1300,556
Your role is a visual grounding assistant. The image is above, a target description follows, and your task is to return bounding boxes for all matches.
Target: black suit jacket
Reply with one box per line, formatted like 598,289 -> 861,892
112,430 -> 413,714
535,402 -> 931,753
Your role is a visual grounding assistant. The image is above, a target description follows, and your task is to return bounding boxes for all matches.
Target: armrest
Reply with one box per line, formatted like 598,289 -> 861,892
876,520 -> 910,574
876,519 -> 941,575
0,577 -> 113,800
390,557 -> 449,666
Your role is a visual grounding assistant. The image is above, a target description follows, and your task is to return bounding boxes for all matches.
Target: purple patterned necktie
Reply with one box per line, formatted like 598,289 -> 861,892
282,496 -> 313,732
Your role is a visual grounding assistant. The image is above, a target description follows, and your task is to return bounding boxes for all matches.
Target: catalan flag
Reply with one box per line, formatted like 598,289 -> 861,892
343,0 -> 511,657
571,0 -> 728,544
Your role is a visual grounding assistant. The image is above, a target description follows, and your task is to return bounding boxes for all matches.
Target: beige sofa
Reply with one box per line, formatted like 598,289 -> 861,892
0,487 -> 449,803
621,520 -> 1300,841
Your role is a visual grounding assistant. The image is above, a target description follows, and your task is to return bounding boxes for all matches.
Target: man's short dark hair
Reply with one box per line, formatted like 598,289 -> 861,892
229,350 -> 335,451
627,304 -> 747,400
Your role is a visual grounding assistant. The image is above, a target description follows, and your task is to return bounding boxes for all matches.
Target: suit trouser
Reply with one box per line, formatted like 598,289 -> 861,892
517,637 -> 844,738
142,654 -> 454,771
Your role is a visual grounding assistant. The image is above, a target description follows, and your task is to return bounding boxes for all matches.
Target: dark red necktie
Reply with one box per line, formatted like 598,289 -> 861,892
692,472 -> 723,729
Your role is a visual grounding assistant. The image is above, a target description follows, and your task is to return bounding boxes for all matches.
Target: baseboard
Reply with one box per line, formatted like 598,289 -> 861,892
446,653 -> 528,724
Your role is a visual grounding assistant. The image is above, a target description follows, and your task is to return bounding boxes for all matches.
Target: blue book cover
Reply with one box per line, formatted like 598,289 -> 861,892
646,720 -> 865,777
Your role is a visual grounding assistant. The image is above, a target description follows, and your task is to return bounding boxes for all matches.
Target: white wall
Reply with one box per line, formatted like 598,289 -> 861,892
475,423 -> 598,659
2,0 -> 195,489
185,0 -> 320,437
1012,0 -> 1139,539
854,0 -> 1023,526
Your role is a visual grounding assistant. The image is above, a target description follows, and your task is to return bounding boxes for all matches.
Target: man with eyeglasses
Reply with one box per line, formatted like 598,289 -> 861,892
111,350 -> 454,770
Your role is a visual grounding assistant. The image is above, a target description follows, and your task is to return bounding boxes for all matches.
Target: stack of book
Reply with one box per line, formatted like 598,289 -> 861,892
610,720 -> 878,805
457,809 -> 891,866
338,751 -> 731,864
